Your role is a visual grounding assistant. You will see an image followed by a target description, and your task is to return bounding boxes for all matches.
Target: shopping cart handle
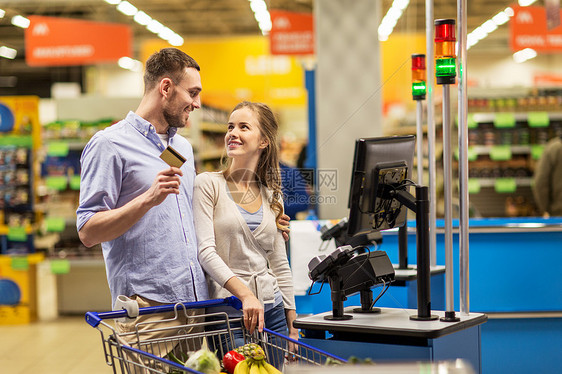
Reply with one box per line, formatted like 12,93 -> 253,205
85,297 -> 242,327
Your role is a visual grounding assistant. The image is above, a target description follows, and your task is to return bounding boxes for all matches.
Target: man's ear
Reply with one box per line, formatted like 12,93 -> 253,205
160,78 -> 173,98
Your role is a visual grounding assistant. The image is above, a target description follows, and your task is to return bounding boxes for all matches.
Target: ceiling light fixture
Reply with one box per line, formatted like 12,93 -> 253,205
0,46 -> 17,59
116,1 -> 138,17
518,0 -> 538,6
147,19 -> 164,34
378,0 -> 410,41
105,0 -> 184,47
0,9 -> 6,19
158,27 -> 175,41
492,11 -> 510,26
467,7 -> 513,50
133,11 -> 151,26
513,48 -> 537,63
11,15 -> 30,29
481,20 -> 498,34
249,0 -> 271,35
118,56 -> 143,72
168,34 -> 184,47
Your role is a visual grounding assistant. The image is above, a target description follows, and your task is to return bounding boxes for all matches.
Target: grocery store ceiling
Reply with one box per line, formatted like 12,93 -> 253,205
0,0 -> 520,96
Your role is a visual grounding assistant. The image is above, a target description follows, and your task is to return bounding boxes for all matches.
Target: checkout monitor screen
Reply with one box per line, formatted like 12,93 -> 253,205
347,135 -> 415,237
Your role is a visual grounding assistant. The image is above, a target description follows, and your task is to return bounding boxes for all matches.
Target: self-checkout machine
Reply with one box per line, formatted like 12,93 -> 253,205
294,12 -> 487,373
383,52 -> 447,310
310,53 -> 447,313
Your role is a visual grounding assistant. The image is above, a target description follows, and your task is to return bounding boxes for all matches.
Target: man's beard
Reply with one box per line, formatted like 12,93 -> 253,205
163,106 -> 187,129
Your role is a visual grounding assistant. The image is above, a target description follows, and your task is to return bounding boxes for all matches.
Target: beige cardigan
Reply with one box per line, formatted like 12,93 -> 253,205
193,172 -> 296,310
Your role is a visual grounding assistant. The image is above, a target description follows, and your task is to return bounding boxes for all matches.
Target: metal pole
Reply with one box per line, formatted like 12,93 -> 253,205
458,0 -> 470,315
398,224 -> 408,269
425,0 -> 437,267
442,84 -> 454,313
410,185 -> 437,321
416,100 -> 424,185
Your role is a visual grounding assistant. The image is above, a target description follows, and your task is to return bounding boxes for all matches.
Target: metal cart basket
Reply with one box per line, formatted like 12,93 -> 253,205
86,297 -> 346,374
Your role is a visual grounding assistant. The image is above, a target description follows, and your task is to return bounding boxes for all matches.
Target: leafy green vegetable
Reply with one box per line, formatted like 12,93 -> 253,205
185,348 -> 221,374
166,352 -> 186,366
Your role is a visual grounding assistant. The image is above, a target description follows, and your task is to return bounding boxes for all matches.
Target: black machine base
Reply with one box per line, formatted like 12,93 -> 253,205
353,307 -> 381,314
325,314 -> 353,321
440,310 -> 461,322
410,314 -> 439,321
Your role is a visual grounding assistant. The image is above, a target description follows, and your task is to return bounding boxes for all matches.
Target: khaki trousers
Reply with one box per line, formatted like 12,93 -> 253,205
114,295 -> 204,373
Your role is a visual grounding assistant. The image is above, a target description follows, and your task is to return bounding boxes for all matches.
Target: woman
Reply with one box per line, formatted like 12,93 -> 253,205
193,101 -> 298,350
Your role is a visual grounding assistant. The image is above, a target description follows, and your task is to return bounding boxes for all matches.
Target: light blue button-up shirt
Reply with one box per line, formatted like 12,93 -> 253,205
77,111 -> 209,304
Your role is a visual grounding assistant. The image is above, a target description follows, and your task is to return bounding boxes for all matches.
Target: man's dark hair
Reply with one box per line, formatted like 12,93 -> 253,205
143,48 -> 200,92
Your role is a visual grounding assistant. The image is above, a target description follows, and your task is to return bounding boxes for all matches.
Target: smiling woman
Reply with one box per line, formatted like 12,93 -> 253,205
193,101 -> 298,358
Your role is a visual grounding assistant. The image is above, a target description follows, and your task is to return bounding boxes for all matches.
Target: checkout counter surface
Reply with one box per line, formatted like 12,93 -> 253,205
294,307 -> 486,339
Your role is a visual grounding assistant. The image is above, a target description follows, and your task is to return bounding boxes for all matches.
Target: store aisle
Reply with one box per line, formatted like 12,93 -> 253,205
0,316 -> 112,373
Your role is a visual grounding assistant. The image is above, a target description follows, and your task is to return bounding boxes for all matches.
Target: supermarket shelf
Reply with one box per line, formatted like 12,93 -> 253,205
0,224 -> 35,236
470,111 -> 562,123
198,149 -> 224,160
469,177 -> 533,188
45,139 -> 88,151
469,145 -> 532,155
385,122 -> 442,136
200,122 -> 227,133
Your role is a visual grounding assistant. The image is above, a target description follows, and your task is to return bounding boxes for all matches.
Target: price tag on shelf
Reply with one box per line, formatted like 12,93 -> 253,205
489,145 -> 512,161
69,175 -> 81,190
468,147 -> 478,161
47,142 -> 70,157
45,176 -> 68,191
7,226 -> 27,242
454,147 -> 478,161
0,135 -> 33,148
45,217 -> 65,233
531,145 -> 545,160
11,256 -> 29,271
528,112 -> 549,128
50,259 -> 70,275
494,178 -> 517,193
467,114 -> 478,129
468,178 -> 481,194
493,113 -> 515,128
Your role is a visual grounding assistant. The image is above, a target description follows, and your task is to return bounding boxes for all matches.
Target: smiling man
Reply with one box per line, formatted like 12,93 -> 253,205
76,48 -> 209,347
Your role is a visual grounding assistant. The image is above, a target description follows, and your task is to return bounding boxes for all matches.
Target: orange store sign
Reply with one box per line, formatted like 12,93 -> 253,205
25,16 -> 131,66
269,10 -> 314,55
510,6 -> 562,52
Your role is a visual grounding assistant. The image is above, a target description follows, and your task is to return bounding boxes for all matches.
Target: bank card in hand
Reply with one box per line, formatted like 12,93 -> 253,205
159,146 -> 186,168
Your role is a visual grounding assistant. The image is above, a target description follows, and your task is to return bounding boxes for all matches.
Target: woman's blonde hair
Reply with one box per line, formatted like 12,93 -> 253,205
222,101 -> 285,229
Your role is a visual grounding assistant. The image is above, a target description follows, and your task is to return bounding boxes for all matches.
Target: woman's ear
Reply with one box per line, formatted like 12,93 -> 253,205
259,138 -> 269,149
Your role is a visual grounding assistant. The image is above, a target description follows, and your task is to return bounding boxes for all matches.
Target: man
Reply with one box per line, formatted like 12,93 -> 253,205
533,135 -> 562,217
77,48 -> 209,348
279,162 -> 311,220
77,48 -> 291,355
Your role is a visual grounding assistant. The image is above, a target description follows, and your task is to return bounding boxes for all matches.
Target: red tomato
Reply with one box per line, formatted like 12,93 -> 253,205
222,350 -> 246,374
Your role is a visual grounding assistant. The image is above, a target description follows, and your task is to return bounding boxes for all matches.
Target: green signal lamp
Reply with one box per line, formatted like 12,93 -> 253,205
411,54 -> 426,100
434,19 -> 456,85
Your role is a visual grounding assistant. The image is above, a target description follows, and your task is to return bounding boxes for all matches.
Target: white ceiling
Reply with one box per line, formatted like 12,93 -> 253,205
0,0 -> 529,95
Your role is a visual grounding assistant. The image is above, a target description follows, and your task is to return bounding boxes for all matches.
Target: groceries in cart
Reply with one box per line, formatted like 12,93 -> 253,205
165,343 -> 281,374
85,297 -> 347,374
166,348 -> 221,373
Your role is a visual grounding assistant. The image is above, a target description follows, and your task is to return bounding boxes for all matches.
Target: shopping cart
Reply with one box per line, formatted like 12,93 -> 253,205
86,297 -> 347,374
